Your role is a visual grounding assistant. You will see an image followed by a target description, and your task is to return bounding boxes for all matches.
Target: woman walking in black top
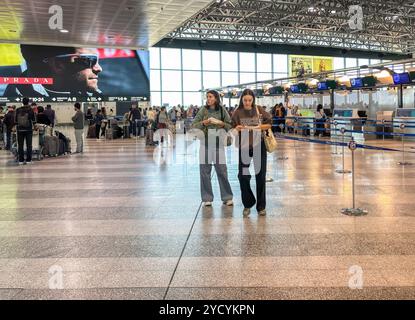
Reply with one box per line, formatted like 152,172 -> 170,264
232,89 -> 272,217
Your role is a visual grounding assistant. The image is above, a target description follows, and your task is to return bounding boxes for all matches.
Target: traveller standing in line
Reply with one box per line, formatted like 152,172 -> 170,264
192,90 -> 233,207
232,89 -> 272,217
129,106 -> 141,137
271,103 -> 279,133
94,109 -> 104,140
35,106 -> 51,126
72,102 -> 85,153
314,104 -> 326,137
44,105 -> 56,127
100,107 -> 108,138
3,105 -> 16,151
15,97 -> 36,165
85,108 -> 94,125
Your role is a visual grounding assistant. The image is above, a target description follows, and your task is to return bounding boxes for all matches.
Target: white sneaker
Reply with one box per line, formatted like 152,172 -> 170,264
243,208 -> 251,217
258,209 -> 267,216
26,161 -> 33,165
203,202 -> 212,207
18,162 -> 24,165
223,200 -> 234,206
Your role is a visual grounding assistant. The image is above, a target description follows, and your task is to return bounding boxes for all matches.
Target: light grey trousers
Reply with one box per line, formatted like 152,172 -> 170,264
75,129 -> 84,153
199,145 -> 233,202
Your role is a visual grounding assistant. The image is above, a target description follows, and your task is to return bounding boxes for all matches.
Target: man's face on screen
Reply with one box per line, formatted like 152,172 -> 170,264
70,48 -> 103,93
47,47 -> 103,94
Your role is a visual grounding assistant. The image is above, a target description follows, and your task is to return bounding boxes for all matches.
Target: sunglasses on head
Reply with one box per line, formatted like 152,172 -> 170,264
43,54 -> 99,68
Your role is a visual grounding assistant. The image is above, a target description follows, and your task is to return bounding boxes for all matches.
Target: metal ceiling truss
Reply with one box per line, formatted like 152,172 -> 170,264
167,0 -> 415,55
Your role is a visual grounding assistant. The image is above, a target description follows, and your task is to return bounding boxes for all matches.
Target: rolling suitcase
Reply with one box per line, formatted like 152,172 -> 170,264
65,138 -> 72,153
43,136 -> 59,157
146,129 -> 154,146
87,125 -> 96,139
106,128 -> 113,140
302,125 -> 310,136
58,139 -> 65,155
56,131 -> 71,154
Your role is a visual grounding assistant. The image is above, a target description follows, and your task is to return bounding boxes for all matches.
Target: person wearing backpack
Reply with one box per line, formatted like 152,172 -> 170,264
14,97 -> 36,165
192,90 -> 233,207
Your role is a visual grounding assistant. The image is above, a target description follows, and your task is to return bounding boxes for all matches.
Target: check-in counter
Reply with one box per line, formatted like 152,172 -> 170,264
374,111 -> 394,139
331,109 -> 365,142
295,109 -> 316,135
393,109 -> 415,141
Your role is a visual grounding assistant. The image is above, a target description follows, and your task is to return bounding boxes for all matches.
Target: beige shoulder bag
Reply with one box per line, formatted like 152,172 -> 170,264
256,105 -> 277,153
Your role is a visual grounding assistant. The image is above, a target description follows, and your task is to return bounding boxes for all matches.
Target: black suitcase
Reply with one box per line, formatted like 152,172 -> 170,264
58,139 -> 65,155
87,125 -> 96,139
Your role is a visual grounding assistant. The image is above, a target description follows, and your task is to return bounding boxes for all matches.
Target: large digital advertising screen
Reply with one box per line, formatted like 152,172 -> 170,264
0,44 -> 150,103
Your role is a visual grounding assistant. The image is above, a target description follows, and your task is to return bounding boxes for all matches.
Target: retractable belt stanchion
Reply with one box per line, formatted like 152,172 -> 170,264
293,117 -> 298,148
398,123 -> 413,166
135,119 -> 139,142
332,120 -> 339,155
341,138 -> 368,216
277,123 -> 289,160
382,119 -> 386,143
336,127 -> 351,174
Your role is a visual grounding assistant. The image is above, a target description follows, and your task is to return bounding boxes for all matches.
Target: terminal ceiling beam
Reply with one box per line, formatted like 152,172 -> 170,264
166,0 -> 415,55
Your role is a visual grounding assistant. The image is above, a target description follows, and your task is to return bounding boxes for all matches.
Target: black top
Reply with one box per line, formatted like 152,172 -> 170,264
3,111 -> 15,130
36,113 -> 51,126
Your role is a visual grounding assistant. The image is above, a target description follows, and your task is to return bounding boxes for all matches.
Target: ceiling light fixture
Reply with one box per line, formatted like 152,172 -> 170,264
60,29 -> 69,33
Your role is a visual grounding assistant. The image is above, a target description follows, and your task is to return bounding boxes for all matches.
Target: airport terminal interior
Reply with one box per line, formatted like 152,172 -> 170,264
0,0 -> 414,300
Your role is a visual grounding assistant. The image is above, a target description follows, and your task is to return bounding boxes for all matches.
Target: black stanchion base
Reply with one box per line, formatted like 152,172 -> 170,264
341,208 -> 368,216
336,169 -> 352,174
398,162 -> 413,166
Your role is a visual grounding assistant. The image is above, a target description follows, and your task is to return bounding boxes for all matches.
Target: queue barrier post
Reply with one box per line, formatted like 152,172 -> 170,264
332,120 -> 339,155
398,123 -> 413,166
336,127 -> 351,174
293,117 -> 298,148
341,138 -> 368,216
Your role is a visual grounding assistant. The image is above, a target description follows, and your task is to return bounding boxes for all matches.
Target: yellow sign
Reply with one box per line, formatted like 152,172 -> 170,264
289,55 -> 313,77
0,44 -> 23,66
313,57 -> 333,73
289,55 -> 333,77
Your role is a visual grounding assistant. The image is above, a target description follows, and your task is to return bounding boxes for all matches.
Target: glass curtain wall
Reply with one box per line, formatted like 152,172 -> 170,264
150,47 -> 388,108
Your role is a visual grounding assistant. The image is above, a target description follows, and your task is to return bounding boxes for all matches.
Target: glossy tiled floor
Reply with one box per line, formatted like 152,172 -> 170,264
0,128 -> 414,300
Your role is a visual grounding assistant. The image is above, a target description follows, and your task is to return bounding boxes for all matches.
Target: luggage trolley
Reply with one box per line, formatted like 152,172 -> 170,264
11,127 -> 45,162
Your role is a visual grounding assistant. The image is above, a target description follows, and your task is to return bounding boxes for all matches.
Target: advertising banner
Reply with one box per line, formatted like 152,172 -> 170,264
0,44 -> 150,103
289,55 -> 333,77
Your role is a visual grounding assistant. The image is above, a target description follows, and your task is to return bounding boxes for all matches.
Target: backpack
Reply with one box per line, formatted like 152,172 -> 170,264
17,111 -> 30,128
